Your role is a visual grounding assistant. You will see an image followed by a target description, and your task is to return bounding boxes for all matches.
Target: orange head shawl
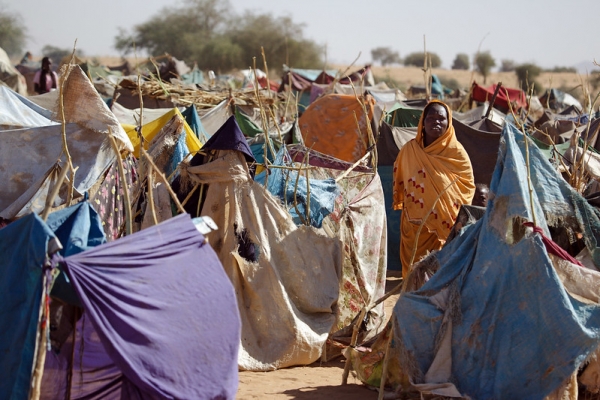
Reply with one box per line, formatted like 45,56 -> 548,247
392,100 -> 475,240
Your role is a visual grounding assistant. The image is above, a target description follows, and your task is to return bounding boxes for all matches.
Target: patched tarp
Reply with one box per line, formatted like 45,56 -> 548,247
390,123 -> 600,398
285,145 -> 388,340
122,107 -> 201,158
53,214 -> 240,399
0,65 -> 134,219
0,85 -> 57,129
0,213 -> 57,400
180,146 -> 342,371
299,94 -> 375,163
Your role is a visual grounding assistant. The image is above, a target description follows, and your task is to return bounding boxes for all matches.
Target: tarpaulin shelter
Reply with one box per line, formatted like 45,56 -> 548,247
346,123 -> 600,399
453,117 -> 502,186
282,145 -> 388,341
177,119 -> 342,370
539,88 -> 583,113
299,93 -> 376,163
0,196 -> 241,399
385,103 -> 423,128
471,81 -> 527,112
0,65 -> 133,220
46,213 -> 240,399
122,107 -> 202,157
0,85 -> 57,129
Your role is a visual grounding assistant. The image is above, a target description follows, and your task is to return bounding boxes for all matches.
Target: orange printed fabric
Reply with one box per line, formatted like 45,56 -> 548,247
299,94 -> 375,163
392,101 -> 474,276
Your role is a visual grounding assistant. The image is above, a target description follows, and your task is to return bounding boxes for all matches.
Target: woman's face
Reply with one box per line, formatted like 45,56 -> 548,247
423,104 -> 448,145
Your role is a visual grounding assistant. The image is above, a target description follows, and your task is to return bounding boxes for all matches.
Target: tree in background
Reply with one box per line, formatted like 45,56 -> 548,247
114,0 -> 322,72
0,7 -> 27,56
371,47 -> 401,66
500,59 -> 516,72
474,51 -> 495,84
226,12 -> 322,70
515,63 -> 543,93
451,53 -> 469,70
403,52 -> 442,68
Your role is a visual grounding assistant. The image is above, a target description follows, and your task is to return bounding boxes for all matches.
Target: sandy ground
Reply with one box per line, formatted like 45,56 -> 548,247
236,274 -> 402,400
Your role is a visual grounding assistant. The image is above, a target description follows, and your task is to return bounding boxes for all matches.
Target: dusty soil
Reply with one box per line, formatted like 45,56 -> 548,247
236,274 -> 402,400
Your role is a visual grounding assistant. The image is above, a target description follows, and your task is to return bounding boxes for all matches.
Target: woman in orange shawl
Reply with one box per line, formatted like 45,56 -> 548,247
393,100 -> 475,277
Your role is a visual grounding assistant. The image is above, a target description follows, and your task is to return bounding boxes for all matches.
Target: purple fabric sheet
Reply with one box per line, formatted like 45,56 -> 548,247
57,214 -> 240,399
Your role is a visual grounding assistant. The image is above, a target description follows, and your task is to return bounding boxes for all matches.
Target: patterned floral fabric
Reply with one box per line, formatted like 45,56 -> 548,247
90,155 -> 137,241
288,146 -> 387,338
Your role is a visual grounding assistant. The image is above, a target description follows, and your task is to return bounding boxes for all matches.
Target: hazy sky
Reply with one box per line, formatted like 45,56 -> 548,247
6,0 -> 600,71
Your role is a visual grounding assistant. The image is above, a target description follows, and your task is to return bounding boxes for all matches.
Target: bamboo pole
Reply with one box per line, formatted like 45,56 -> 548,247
147,172 -> 158,226
109,134 -> 133,236
41,163 -> 70,221
377,323 -> 394,400
141,148 -> 186,214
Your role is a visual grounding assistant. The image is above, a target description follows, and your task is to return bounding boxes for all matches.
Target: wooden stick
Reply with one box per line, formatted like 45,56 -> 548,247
41,163 -> 70,221
141,148 -> 186,214
377,323 -> 394,400
181,182 -> 200,208
28,274 -> 49,400
342,307 -> 367,385
335,152 -> 371,183
58,63 -> 76,206
147,172 -> 158,226
109,134 -> 133,236
305,150 -> 311,225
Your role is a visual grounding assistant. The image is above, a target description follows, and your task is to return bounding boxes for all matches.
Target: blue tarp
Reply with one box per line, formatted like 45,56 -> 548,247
394,123 -> 600,399
257,148 -> 340,228
182,104 -> 209,143
0,214 -> 56,400
46,200 -> 106,306
378,166 -> 402,271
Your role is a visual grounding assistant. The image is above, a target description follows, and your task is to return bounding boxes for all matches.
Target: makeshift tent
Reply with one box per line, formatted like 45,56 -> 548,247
39,212 -> 241,399
198,99 -> 232,138
122,107 -> 201,157
177,120 -> 342,371
539,88 -> 583,112
283,145 -> 388,341
385,103 -> 423,128
471,82 -> 527,111
0,65 -> 133,219
346,123 -> 600,399
453,103 -> 506,126
453,117 -> 502,186
0,213 -> 58,400
0,85 -> 57,129
299,94 -> 376,163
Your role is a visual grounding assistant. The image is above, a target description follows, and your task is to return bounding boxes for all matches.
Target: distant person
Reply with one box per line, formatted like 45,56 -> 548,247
33,57 -> 58,94
393,100 -> 475,278
472,183 -> 489,207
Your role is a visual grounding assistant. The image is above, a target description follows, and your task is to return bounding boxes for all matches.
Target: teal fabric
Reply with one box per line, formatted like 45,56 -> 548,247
46,200 -> 107,306
182,105 -> 209,143
378,166 -> 402,271
0,214 -> 56,400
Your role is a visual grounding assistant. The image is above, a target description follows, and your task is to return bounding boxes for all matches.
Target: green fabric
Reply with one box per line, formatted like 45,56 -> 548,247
234,108 -> 263,138
385,104 -> 422,128
531,136 -> 572,159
